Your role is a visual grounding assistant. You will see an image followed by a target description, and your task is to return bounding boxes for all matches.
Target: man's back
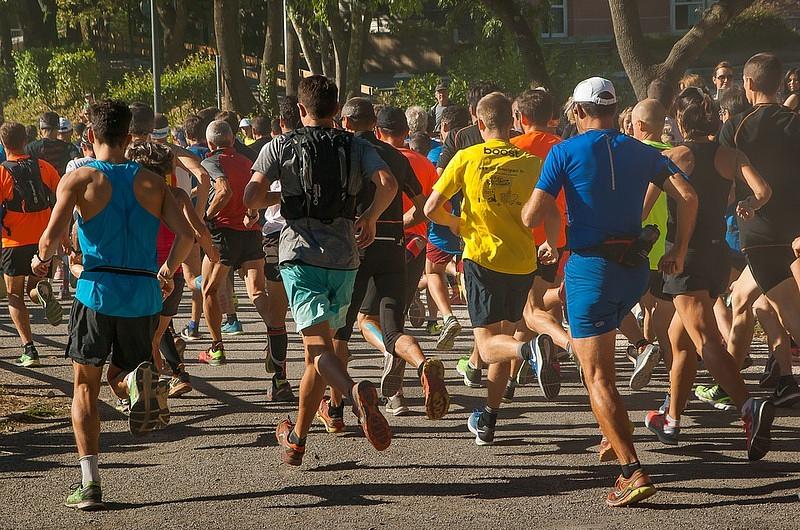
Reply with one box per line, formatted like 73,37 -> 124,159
537,129 -> 672,250
0,155 -> 60,248
398,147 -> 437,238
26,137 -> 78,175
202,148 -> 258,232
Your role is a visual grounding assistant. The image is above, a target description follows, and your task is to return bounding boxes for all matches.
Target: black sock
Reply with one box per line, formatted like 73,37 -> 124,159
212,340 -> 224,351
479,406 -> 497,429
621,461 -> 641,479
159,327 -> 182,374
288,430 -> 306,446
634,339 -> 649,350
268,326 -> 288,379
416,362 -> 425,378
519,341 -> 533,361
226,313 -> 238,324
329,400 -> 344,418
779,374 -> 796,387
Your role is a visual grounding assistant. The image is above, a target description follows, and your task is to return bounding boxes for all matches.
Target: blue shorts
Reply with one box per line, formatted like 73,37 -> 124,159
564,252 -> 649,339
280,263 -> 357,332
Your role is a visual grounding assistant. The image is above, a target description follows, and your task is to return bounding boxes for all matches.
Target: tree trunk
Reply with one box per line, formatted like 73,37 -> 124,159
480,0 -> 551,89
213,0 -> 256,113
0,3 -> 13,70
609,0 -> 755,99
16,0 -> 47,48
325,1 -> 350,98
284,11 -> 300,97
319,21 -> 334,78
40,0 -> 58,46
344,2 -> 370,100
290,12 -> 322,75
260,0 -> 281,112
158,0 -> 188,66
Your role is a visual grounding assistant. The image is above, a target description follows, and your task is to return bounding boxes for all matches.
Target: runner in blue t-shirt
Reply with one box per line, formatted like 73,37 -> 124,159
524,77 -> 698,508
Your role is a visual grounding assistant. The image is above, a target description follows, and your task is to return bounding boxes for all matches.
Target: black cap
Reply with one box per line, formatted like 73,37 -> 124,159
435,81 -> 449,92
340,97 -> 376,124
376,106 -> 408,132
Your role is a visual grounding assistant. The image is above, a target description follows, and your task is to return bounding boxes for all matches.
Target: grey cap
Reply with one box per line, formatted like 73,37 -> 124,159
340,97 -> 376,123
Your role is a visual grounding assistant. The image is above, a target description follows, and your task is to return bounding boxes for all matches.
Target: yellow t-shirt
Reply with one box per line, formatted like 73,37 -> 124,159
434,138 -> 540,275
641,140 -> 671,270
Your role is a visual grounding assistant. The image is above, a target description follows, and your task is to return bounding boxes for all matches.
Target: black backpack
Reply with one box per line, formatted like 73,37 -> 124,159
281,127 -> 361,222
1,158 -> 56,235
36,139 -> 72,176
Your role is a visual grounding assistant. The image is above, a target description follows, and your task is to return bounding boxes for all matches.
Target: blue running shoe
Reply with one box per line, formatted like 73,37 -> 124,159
221,320 -> 244,336
467,410 -> 494,446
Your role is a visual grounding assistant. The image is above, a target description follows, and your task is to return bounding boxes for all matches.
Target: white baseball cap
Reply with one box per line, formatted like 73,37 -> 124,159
58,117 -> 73,133
572,77 -> 617,105
239,118 -> 252,128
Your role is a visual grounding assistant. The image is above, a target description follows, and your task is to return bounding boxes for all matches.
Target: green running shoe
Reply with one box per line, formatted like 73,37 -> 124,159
65,482 -> 105,511
695,384 -> 735,411
456,356 -> 482,388
16,344 -> 40,368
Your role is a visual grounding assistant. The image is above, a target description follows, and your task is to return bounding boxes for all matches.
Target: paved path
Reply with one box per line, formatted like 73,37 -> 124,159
1,291 -> 798,530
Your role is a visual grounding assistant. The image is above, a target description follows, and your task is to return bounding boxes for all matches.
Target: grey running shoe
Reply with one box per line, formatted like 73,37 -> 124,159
436,316 -> 462,351
385,394 -> 410,416
630,343 -> 661,390
380,353 -> 406,398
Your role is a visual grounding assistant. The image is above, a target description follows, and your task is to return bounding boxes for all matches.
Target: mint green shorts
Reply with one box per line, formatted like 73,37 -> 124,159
280,263 -> 357,332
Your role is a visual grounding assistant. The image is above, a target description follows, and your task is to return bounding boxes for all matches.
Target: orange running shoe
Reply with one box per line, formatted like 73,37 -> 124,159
420,358 -> 450,420
606,469 -> 656,507
316,396 -> 345,434
276,418 -> 304,466
352,381 -> 392,450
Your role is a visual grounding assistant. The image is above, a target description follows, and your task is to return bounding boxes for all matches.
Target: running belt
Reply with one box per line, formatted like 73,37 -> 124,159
86,266 -> 158,279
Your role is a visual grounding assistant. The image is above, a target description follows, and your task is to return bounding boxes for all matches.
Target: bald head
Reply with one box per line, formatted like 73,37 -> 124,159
631,99 -> 666,141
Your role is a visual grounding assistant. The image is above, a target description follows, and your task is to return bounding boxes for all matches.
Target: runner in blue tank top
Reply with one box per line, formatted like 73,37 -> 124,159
523,77 -> 699,508
32,100 -> 194,511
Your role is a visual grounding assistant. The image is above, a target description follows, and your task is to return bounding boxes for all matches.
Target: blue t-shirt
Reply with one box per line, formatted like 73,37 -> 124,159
427,191 -> 462,254
188,145 -> 210,159
427,145 -> 443,166
0,144 -> 6,163
536,129 -> 674,250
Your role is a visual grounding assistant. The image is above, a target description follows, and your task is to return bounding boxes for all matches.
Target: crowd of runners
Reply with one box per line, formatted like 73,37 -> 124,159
1,50 -> 800,511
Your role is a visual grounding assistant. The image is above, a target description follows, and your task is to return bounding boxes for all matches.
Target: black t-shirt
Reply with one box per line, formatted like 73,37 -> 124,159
355,131 -> 422,237
719,104 -> 800,245
234,138 -> 257,162
250,136 -> 270,156
25,138 -> 78,176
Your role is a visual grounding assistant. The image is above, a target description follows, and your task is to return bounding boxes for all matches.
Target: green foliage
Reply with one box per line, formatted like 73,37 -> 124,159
48,49 -> 101,107
713,2 -> 799,51
13,48 -> 53,106
106,54 -> 217,113
0,68 -> 15,101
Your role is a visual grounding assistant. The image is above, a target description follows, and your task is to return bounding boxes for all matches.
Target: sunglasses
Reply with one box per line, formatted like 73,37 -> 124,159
716,74 -> 733,80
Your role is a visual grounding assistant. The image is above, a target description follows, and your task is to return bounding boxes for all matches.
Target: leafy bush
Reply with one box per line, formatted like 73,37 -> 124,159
106,54 -> 216,112
0,68 -> 15,101
13,48 -> 53,105
48,49 -> 101,107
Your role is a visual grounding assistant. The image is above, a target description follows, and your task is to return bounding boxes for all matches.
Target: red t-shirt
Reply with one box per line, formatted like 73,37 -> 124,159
510,131 -> 567,247
398,147 -> 437,239
201,147 -> 259,232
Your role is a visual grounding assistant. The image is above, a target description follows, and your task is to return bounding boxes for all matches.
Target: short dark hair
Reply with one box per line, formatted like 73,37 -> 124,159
298,75 -> 339,119
39,111 -> 59,130
467,81 -> 501,112
74,122 -> 87,140
408,132 -> 431,156
279,95 -> 301,130
441,105 -> 471,131
251,116 -> 270,136
183,114 -> 203,141
26,125 -> 37,143
215,110 -> 240,136
515,89 -> 554,126
647,79 -> 676,109
129,102 -> 154,136
270,118 -> 281,135
90,100 -> 132,148
126,141 -> 174,178
718,85 -> 751,117
153,113 -> 169,130
197,107 -> 220,123
744,53 -> 783,95
577,96 -> 618,119
784,67 -> 800,96
0,122 -> 28,152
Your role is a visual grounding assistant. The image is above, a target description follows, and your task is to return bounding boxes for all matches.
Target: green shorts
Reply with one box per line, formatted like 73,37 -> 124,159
280,263 -> 357,332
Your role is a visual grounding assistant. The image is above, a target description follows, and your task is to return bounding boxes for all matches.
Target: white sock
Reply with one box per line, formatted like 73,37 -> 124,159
664,414 -> 679,434
79,455 -> 100,487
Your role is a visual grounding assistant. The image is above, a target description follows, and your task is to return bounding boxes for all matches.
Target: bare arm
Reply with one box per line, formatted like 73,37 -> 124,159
33,171 -> 84,275
658,173 -> 698,275
522,189 -> 558,230
174,147 -> 210,217
424,190 -> 460,234
159,184 -> 195,278
731,148 -> 771,216
641,183 -> 661,221
205,177 -> 231,219
355,168 -> 398,248
403,193 -> 428,229
244,171 -> 281,210
172,188 -> 219,262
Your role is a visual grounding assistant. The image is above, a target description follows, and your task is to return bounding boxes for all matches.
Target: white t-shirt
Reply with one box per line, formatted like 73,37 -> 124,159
66,156 -> 95,174
262,180 -> 284,235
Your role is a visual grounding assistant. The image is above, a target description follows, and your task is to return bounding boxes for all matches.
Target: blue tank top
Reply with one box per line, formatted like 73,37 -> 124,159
75,160 -> 162,317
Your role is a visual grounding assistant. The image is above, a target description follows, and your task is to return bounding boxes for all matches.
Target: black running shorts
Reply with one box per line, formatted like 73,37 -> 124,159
262,231 -> 282,282
464,259 -> 533,327
1,244 -> 37,277
160,275 -> 186,317
66,300 -> 159,373
663,242 -> 730,298
744,244 -> 796,295
211,228 -> 265,270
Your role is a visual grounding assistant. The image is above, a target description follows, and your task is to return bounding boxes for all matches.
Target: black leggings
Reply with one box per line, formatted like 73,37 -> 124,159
334,241 -> 406,355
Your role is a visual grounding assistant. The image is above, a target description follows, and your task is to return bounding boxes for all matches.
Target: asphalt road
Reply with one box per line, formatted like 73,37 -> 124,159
1,289 -> 799,530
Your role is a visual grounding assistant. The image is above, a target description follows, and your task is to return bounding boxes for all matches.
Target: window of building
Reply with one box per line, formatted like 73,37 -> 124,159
542,0 -> 568,38
672,0 -> 712,32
